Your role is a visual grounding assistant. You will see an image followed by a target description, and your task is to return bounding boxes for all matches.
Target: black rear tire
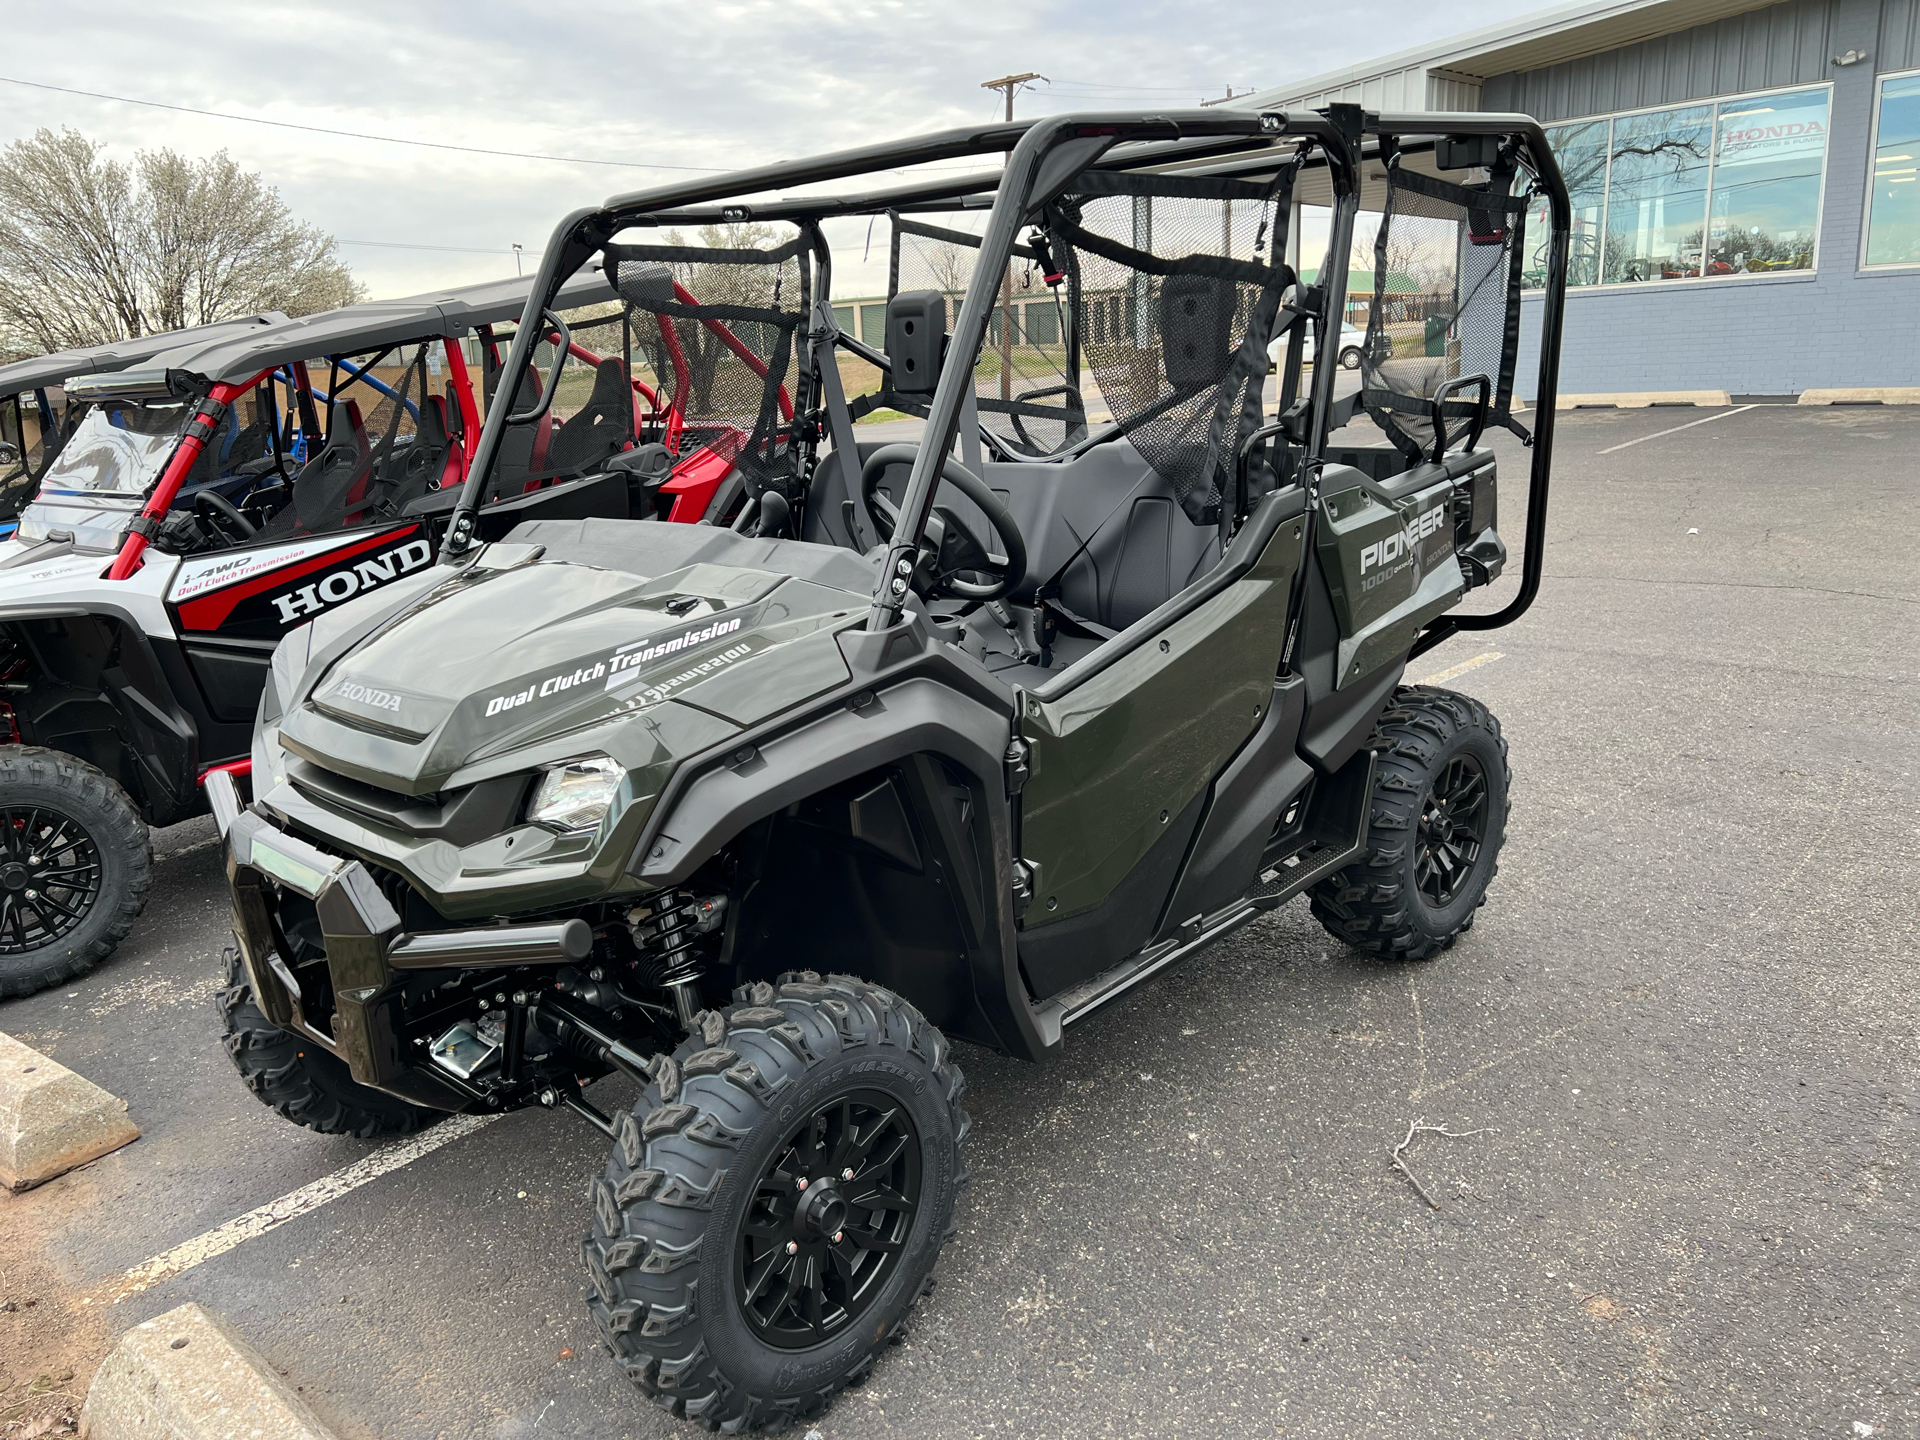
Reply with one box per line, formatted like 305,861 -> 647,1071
0,746 -> 151,999
1310,685 -> 1510,960
584,971 -> 969,1432
217,944 -> 436,1137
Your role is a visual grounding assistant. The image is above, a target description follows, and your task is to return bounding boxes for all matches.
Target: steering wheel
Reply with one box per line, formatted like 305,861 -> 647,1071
193,488 -> 258,544
860,444 -> 1026,601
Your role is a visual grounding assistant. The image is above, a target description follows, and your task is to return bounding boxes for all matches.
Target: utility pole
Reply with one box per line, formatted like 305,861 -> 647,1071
512,242 -> 524,277
981,72 -> 1046,401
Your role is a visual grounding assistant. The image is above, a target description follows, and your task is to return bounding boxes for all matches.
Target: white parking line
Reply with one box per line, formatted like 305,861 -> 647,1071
1415,651 -> 1504,686
1597,405 -> 1755,455
109,1113 -> 499,1302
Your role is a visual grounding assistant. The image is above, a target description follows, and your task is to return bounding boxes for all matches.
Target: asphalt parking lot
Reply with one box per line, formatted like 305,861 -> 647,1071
3,403 -> 1915,1439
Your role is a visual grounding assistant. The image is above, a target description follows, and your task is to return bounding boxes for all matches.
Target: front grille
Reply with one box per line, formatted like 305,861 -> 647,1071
284,756 -> 531,847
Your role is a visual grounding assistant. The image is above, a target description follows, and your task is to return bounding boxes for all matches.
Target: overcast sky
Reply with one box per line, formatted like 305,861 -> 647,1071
4,0 -> 1541,302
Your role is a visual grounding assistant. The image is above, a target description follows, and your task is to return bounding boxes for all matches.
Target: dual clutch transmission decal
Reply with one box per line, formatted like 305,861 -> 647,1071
480,614 -> 748,721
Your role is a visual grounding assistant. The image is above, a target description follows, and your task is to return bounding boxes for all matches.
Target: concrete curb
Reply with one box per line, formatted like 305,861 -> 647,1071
80,1303 -> 339,1440
1556,390 -> 1733,409
1797,387 -> 1920,405
1,1031 -> 138,1192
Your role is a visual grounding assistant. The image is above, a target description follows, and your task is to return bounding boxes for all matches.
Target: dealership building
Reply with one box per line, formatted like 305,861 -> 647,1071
1241,0 -> 1920,399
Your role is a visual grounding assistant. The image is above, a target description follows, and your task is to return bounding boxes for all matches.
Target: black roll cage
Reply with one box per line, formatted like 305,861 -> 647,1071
451,106 -> 1569,655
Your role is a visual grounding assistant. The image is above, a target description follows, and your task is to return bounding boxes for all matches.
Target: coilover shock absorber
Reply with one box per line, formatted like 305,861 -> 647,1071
627,891 -> 728,1029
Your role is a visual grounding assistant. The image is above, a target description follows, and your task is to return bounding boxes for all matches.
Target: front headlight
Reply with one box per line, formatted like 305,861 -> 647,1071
527,755 -> 624,831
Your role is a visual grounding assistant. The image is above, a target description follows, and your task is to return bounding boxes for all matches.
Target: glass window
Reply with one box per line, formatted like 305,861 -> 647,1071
1867,73 -> 1920,266
1603,105 -> 1715,283
1532,85 -> 1833,289
1548,120 -> 1610,286
1708,87 -> 1829,273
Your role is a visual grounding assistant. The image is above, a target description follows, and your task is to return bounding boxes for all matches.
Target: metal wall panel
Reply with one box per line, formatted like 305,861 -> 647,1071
1882,0 -> 1920,68
1275,64 -> 1432,113
1483,0 -> 1840,119
1426,74 -> 1486,110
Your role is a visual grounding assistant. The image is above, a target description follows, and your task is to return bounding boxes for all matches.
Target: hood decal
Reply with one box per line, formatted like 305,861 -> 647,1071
479,614 -> 750,719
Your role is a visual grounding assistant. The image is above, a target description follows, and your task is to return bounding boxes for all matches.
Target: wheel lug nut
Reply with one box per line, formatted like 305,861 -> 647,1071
833,1230 -> 843,1243
785,1241 -> 798,1254
796,1177 -> 808,1190
841,1168 -> 853,1181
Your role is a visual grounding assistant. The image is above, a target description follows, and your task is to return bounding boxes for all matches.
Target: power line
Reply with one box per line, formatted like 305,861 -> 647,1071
0,74 -> 1009,182
0,74 -> 727,172
339,240 -> 515,254
1046,77 -> 1221,93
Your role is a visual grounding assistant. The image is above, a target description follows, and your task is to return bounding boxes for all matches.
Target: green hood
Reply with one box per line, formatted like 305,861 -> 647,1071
277,552 -> 867,795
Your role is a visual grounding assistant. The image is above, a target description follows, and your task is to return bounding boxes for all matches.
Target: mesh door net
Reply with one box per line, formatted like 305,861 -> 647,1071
1358,164 -> 1529,461
888,216 -> 1084,456
603,230 -> 810,493
1040,168 -> 1297,525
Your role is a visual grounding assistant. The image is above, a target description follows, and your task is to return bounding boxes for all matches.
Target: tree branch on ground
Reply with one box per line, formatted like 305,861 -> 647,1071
1389,1118 -> 1488,1211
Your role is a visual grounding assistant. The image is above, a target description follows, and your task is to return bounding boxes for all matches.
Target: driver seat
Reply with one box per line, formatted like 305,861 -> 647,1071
257,399 -> 371,538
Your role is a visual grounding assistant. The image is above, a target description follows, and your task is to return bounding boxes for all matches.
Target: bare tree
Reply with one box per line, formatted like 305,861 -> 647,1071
0,128 -> 363,361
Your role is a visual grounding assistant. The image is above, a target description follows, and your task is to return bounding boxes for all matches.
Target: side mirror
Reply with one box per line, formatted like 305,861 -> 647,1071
885,291 -> 946,396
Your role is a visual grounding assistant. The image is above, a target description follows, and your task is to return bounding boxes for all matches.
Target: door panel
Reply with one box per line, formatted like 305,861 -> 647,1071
1018,521 -> 1300,926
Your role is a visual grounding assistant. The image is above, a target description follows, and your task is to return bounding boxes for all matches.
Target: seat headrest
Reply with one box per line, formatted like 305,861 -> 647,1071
417,394 -> 451,449
324,398 -> 368,458
588,357 -> 629,408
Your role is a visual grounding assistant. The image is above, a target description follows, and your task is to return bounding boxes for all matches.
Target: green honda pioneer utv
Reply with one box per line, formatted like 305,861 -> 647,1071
209,104 -> 1568,1431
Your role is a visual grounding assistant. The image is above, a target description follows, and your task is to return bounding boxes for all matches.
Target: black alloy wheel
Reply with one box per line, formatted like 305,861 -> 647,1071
0,804 -> 101,952
1308,686 -> 1510,962
0,747 -> 151,998
1415,754 -> 1488,907
737,1090 -> 922,1348
586,972 -> 969,1433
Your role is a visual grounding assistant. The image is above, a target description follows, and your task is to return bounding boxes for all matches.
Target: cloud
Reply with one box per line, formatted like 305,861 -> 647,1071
4,0 -> 1538,299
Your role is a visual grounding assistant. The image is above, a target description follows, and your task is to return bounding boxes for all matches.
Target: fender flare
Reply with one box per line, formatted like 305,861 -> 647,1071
631,674 -> 1054,1060
0,599 -> 200,820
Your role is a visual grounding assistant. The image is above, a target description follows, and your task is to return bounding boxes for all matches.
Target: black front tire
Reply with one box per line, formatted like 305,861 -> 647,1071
217,945 -> 437,1137
0,746 -> 151,999
1310,685 -> 1510,960
585,971 -> 970,1432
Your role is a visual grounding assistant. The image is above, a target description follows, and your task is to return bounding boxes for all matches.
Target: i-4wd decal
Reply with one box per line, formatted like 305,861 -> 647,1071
168,525 -> 432,638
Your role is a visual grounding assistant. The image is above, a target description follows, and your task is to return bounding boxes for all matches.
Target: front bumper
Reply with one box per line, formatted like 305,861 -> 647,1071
211,770 -> 584,1114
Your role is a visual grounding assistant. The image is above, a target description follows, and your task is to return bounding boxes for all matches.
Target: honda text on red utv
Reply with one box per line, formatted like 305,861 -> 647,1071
212,105 -> 1569,1431
0,268 -> 725,998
